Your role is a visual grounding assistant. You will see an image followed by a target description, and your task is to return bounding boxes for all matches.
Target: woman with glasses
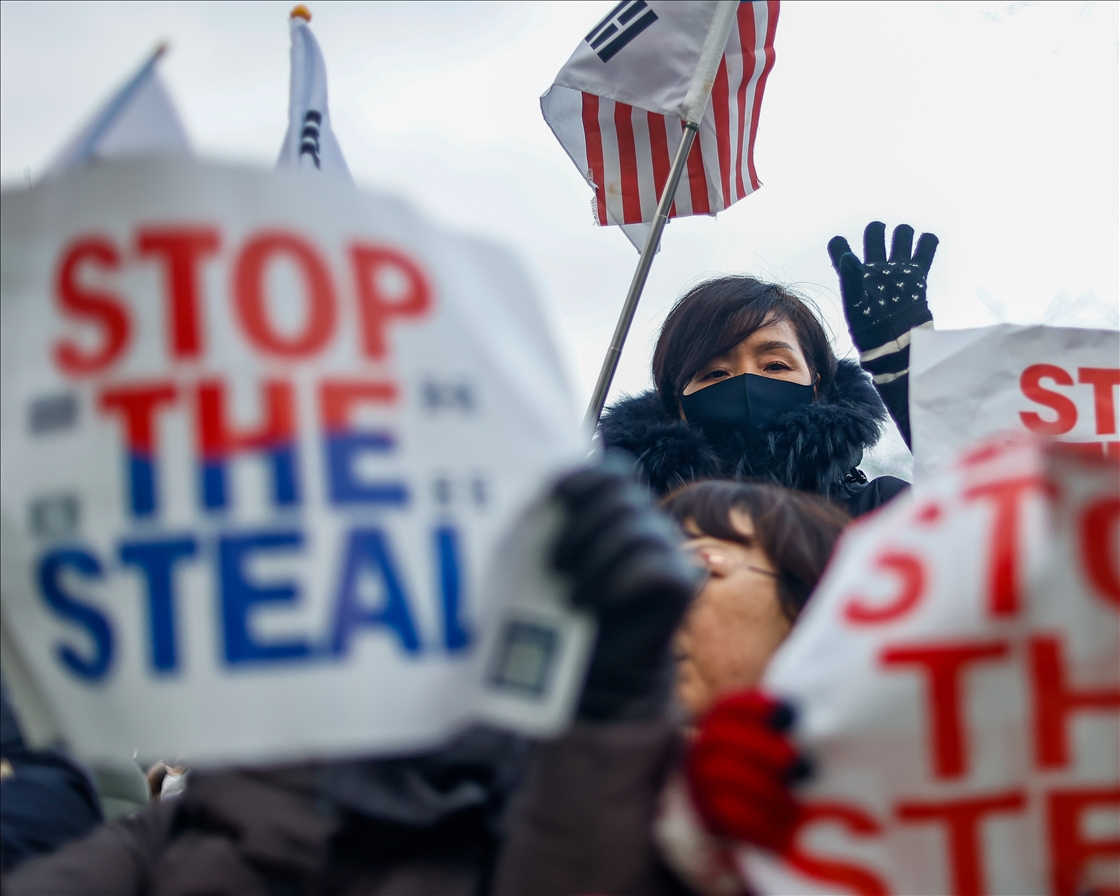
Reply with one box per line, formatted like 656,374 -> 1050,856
662,479 -> 849,719
494,478 -> 848,895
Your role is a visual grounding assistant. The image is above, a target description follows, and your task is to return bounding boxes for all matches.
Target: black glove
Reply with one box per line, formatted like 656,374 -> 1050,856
550,457 -> 703,722
827,221 -> 938,355
827,222 -> 939,450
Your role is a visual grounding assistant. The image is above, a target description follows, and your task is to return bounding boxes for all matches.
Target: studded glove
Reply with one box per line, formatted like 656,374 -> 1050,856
827,221 -> 939,449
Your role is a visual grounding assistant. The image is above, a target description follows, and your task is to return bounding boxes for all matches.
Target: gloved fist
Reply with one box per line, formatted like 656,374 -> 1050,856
686,690 -> 811,853
827,221 -> 938,355
551,456 -> 704,722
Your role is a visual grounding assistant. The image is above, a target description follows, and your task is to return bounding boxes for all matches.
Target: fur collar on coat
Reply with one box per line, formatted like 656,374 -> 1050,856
599,359 -> 889,499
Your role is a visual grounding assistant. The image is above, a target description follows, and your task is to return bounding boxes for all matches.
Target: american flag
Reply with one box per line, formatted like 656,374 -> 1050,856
543,1 -> 779,229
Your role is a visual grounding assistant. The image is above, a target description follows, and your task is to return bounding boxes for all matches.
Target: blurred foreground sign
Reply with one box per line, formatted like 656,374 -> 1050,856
0,160 -> 589,766
910,324 -> 1119,479
745,436 -> 1119,896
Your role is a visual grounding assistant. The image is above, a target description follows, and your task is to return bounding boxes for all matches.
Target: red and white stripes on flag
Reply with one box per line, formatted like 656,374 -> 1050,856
543,1 -> 778,229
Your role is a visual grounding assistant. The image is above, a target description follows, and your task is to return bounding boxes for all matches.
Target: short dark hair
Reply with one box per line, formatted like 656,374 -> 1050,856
661,480 -> 850,621
651,277 -> 838,415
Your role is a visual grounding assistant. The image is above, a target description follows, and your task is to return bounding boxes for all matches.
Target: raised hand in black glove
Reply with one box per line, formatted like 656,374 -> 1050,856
827,221 -> 939,448
828,221 -> 938,352
551,457 -> 704,722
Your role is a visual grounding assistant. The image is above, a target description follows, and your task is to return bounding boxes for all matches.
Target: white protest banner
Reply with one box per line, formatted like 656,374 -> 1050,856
911,324 -> 1119,479
0,159 -> 590,767
740,435 -> 1119,896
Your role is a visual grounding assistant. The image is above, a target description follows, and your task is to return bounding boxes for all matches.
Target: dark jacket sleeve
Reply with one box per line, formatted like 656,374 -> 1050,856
845,475 -> 910,518
1,683 -> 103,874
0,753 -> 104,874
493,718 -> 685,896
2,800 -> 176,896
855,323 -> 928,452
872,374 -> 912,451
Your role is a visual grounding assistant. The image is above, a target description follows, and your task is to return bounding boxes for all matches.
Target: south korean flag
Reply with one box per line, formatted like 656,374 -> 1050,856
277,5 -> 352,182
542,1 -> 779,249
585,1 -> 660,63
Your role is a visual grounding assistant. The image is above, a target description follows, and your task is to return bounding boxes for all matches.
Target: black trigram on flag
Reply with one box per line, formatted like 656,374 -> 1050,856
585,0 -> 658,63
300,110 -> 322,169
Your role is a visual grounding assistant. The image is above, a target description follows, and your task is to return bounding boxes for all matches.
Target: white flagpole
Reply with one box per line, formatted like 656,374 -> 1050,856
584,123 -> 698,429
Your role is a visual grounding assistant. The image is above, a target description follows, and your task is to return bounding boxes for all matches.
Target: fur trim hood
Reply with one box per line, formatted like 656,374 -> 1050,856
599,359 -> 889,499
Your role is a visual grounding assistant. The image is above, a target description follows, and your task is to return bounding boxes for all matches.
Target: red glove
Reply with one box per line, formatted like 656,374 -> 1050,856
685,690 -> 811,853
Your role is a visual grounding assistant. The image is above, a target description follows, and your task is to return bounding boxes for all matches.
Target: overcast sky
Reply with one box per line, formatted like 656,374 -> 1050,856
2,0 -> 1116,470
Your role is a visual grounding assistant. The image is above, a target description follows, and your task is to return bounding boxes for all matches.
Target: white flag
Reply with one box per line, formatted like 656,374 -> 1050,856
43,44 -> 191,180
276,6 -> 352,182
542,1 -> 779,250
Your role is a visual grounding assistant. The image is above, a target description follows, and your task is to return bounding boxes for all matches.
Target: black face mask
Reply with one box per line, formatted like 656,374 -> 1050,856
680,373 -> 815,437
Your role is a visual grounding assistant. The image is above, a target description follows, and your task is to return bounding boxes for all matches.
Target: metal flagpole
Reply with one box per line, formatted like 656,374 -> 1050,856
583,121 -> 700,430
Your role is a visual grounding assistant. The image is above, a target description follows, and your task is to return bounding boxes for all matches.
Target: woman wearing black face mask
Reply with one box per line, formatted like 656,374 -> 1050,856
599,222 -> 937,517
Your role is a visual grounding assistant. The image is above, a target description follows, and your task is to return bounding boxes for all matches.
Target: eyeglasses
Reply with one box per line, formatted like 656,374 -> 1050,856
688,544 -> 780,579
745,565 -> 779,578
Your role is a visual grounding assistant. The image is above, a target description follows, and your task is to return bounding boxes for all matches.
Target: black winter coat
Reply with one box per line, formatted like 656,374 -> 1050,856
599,359 -> 907,518
3,728 -> 529,896
1,683 -> 102,873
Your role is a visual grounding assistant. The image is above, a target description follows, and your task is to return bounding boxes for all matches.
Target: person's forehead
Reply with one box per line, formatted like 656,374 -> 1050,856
738,317 -> 801,351
727,507 -> 755,537
686,536 -> 755,560
706,316 -> 802,364
684,507 -> 756,544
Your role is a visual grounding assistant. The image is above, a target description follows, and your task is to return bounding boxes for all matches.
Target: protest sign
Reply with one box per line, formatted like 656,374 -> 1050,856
910,324 -> 1119,479
0,159 -> 590,767
741,435 -> 1119,895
